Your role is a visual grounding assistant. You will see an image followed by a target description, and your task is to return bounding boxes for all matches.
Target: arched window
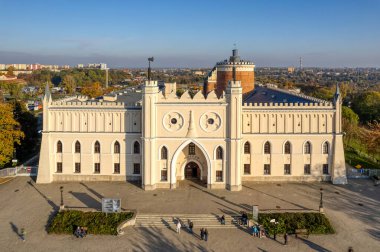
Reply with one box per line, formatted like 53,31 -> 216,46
264,141 -> 271,154
161,146 -> 168,159
57,141 -> 62,153
244,142 -> 250,154
75,141 -> 81,153
134,141 -> 140,154
216,146 -> 223,160
304,141 -> 311,154
188,143 -> 196,155
94,141 -> 100,153
323,142 -> 329,154
114,141 -> 120,154
284,141 -> 291,154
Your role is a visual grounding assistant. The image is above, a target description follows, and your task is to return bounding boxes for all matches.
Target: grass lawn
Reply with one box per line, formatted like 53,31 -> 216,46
345,148 -> 380,169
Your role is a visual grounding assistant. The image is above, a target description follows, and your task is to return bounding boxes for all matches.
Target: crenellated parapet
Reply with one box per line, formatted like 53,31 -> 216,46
159,90 -> 226,103
243,102 -> 333,109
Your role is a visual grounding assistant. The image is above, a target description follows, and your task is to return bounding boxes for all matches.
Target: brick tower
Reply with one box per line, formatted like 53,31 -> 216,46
213,49 -> 255,96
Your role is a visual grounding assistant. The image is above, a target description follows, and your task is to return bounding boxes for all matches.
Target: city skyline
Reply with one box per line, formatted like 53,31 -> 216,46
1,0 -> 379,68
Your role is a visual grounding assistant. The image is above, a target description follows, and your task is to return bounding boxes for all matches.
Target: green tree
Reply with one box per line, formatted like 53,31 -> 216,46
62,75 -> 76,94
352,91 -> 380,122
342,106 -> 360,146
7,66 -> 16,76
0,102 -> 25,168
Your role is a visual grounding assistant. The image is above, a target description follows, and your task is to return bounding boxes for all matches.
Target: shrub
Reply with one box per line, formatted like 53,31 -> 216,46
257,212 -> 334,235
48,211 -> 133,235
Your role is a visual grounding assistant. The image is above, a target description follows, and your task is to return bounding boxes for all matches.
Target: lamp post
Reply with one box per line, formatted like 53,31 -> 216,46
319,188 -> 324,213
60,186 -> 64,210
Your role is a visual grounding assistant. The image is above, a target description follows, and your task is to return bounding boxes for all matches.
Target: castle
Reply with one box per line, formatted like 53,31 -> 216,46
37,50 -> 347,190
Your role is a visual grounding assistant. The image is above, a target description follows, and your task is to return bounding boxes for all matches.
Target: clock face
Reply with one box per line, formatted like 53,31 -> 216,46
163,112 -> 184,132
200,112 -> 221,132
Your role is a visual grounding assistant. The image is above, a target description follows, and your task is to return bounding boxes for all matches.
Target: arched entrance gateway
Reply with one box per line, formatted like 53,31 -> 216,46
170,140 -> 211,188
184,161 -> 200,179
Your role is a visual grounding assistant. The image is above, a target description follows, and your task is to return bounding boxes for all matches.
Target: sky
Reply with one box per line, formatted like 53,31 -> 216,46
0,0 -> 379,68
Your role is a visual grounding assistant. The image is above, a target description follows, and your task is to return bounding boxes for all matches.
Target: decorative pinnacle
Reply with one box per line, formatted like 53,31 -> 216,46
148,57 -> 154,81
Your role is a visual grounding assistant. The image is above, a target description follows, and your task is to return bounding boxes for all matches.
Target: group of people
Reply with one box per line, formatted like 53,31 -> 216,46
175,219 -> 209,242
251,224 -> 266,238
74,226 -> 87,238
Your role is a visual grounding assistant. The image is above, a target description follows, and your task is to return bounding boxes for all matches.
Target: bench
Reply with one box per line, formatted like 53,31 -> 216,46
295,229 -> 309,239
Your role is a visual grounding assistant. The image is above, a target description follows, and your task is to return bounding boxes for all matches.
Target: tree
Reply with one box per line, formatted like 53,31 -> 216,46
62,75 -> 76,94
352,91 -> 380,123
7,66 -> 16,76
364,121 -> 380,160
342,106 -> 360,146
81,82 -> 103,98
0,102 -> 25,168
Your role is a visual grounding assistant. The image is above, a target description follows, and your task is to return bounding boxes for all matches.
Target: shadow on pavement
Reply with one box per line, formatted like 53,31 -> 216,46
298,237 -> 332,252
9,222 -> 23,240
69,192 -> 101,210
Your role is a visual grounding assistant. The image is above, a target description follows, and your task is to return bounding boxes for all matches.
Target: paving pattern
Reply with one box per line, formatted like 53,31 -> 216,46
0,177 -> 379,251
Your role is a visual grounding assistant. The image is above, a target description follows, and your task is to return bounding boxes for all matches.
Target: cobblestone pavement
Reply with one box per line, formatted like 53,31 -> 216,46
0,177 -> 378,252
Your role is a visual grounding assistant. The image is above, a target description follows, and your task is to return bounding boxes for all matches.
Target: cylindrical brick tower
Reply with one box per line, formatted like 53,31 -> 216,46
215,49 -> 255,96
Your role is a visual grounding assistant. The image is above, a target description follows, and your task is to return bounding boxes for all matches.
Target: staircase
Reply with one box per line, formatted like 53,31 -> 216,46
135,213 -> 240,229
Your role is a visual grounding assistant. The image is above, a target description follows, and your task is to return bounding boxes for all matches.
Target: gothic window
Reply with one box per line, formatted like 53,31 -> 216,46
264,142 -> 271,154
134,141 -> 140,154
323,142 -> 329,154
94,141 -> 100,153
284,141 -> 291,154
244,142 -> 250,154
114,141 -> 120,154
161,147 -> 168,160
304,142 -> 311,154
94,163 -> 100,173
57,141 -> 62,153
216,146 -> 223,160
189,143 -> 195,155
75,141 -> 81,153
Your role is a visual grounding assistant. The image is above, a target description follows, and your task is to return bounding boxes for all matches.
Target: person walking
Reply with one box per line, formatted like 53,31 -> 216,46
204,228 -> 209,242
189,221 -> 194,234
176,220 -> 182,234
200,228 -> 204,240
284,232 -> 288,245
20,228 -> 26,242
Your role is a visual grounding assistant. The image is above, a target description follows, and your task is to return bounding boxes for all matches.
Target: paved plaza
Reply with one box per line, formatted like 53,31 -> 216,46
0,177 -> 379,251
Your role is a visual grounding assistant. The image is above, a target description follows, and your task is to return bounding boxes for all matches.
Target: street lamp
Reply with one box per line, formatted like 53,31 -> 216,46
60,186 -> 64,210
319,188 -> 324,213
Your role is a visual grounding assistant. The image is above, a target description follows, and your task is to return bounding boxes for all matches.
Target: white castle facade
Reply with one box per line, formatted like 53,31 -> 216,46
37,54 -> 347,191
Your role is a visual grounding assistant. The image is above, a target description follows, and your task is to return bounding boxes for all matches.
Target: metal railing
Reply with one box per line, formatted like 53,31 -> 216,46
0,165 -> 37,177
348,168 -> 380,178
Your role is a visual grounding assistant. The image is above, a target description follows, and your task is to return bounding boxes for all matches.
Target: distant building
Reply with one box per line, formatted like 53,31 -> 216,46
288,67 -> 295,73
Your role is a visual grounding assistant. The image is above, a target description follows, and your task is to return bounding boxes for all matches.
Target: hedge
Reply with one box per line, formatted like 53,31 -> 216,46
255,212 -> 335,235
48,210 -> 133,235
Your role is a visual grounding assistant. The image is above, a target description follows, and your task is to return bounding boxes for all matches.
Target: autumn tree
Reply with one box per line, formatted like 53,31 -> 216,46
7,66 -> 16,76
0,102 -> 25,168
342,106 -> 360,146
62,74 -> 76,94
364,121 -> 380,160
81,82 -> 103,98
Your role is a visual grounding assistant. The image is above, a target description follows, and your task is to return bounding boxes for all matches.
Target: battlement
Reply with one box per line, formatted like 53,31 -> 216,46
243,101 -> 333,108
159,89 -> 226,103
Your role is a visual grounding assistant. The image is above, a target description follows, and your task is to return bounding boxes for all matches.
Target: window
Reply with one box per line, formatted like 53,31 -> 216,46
114,141 -> 120,154
75,141 -> 81,153
114,163 -> 120,174
244,164 -> 251,175
56,162 -> 62,173
57,141 -> 62,153
244,142 -> 250,154
189,143 -> 195,155
75,162 -> 81,173
161,147 -> 168,160
134,141 -> 140,154
264,142 -> 271,154
94,163 -> 100,173
284,164 -> 291,175
284,141 -> 291,154
133,163 -> 141,174
323,142 -> 329,154
216,171 -> 223,182
216,146 -> 223,160
161,170 -> 167,181
304,164 -> 311,175
264,164 -> 271,175
323,164 -> 329,175
304,142 -> 311,154
94,141 -> 100,153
